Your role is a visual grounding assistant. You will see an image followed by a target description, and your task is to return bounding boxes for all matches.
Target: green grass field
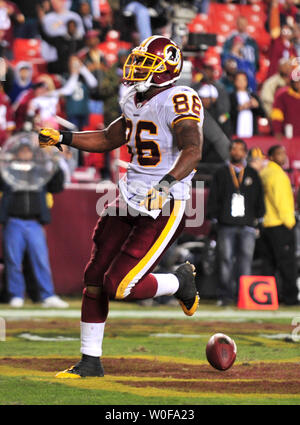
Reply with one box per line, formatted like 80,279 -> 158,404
0,299 -> 300,406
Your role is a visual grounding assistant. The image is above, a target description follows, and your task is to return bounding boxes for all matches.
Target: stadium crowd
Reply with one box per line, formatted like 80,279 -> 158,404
0,0 -> 300,306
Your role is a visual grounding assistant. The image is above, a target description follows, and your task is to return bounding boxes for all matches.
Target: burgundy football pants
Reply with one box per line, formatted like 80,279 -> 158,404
81,198 -> 186,323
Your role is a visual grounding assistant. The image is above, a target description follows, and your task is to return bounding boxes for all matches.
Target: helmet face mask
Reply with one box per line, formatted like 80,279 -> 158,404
123,51 -> 167,82
123,36 -> 183,93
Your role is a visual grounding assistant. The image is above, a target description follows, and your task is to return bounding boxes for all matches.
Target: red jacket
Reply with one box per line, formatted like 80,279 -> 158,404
0,91 -> 15,145
267,37 -> 297,78
271,87 -> 300,137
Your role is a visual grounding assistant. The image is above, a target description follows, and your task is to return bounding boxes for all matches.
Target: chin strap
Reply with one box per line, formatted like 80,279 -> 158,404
133,51 -> 175,93
134,75 -> 153,93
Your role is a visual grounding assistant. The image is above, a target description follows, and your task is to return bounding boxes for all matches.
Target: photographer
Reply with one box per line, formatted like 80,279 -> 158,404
0,134 -> 68,308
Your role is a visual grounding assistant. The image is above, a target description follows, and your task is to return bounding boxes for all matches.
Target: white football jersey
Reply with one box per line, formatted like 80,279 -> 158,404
118,85 -> 204,217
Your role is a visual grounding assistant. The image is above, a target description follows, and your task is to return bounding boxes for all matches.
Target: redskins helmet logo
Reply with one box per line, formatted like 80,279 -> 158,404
164,44 -> 181,66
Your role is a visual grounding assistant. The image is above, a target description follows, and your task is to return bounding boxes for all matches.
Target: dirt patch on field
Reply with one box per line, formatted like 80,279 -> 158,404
6,319 -> 292,336
1,357 -> 300,394
119,378 -> 300,394
6,320 -> 79,331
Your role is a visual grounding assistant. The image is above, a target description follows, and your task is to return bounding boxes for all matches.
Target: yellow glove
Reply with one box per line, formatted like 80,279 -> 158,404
39,128 -> 63,151
140,185 -> 169,211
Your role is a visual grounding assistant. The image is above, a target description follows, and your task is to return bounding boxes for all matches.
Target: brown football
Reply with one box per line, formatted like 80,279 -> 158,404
206,333 -> 237,371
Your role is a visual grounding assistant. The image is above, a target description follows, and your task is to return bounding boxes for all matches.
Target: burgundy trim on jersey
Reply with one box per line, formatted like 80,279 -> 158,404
172,114 -> 201,126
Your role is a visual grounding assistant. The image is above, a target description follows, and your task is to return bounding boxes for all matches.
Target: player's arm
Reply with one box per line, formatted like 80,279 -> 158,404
168,118 -> 203,181
39,116 -> 127,153
142,119 -> 203,210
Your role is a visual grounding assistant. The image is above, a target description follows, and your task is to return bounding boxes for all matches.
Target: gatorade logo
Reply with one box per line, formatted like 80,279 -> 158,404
238,276 -> 278,310
249,281 -> 273,305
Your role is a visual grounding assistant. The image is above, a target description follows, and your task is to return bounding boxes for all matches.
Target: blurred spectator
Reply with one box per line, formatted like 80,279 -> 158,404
0,58 -> 15,97
259,144 -> 299,305
230,71 -> 266,138
194,60 -> 231,137
38,18 -> 85,74
271,66 -> 300,138
14,82 -> 48,131
71,0 -> 100,19
206,139 -> 265,306
222,15 -> 260,75
79,29 -> 107,114
8,61 -> 33,104
121,0 -> 152,43
222,35 -> 257,92
218,58 -> 238,95
278,0 -> 300,28
13,0 -> 45,38
38,0 -> 85,65
86,48 -> 128,180
260,58 -> 292,119
193,0 -> 210,15
80,29 -> 106,78
20,67 -> 84,131
77,1 -> 102,33
0,0 -> 24,57
64,56 -> 98,131
267,24 -> 297,78
0,81 -> 15,145
26,75 -> 61,130
0,137 -> 69,308
100,49 -> 126,127
57,145 -> 77,183
294,23 -> 300,57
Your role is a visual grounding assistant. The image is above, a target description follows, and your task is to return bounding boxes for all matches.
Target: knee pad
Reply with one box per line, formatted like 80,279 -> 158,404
83,285 -> 102,299
103,272 -> 120,300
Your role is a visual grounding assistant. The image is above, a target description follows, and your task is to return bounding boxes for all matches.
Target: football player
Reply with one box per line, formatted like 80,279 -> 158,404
39,35 -> 204,378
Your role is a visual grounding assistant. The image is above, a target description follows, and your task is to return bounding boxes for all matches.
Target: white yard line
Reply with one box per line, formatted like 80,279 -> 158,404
0,309 -> 299,320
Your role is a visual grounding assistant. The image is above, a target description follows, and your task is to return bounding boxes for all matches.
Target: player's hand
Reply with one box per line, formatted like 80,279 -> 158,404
140,185 -> 169,211
39,128 -> 63,151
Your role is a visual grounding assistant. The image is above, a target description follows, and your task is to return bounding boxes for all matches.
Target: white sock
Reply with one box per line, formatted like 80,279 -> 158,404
80,321 -> 105,357
153,273 -> 179,298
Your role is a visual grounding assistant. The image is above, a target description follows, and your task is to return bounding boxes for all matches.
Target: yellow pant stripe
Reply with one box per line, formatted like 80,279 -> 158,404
115,200 -> 183,300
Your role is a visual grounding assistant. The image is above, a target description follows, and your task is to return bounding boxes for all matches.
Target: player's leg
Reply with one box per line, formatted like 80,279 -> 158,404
56,211 -> 133,378
103,199 -> 199,315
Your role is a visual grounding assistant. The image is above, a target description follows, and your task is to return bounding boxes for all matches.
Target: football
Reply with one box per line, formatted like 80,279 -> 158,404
206,333 -> 237,371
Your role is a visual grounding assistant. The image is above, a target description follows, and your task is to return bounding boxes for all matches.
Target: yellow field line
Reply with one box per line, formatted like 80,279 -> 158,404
1,354 -> 300,365
1,365 -> 299,402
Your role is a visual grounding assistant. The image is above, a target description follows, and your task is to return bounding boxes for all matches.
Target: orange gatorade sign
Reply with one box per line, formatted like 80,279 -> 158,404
237,276 -> 279,310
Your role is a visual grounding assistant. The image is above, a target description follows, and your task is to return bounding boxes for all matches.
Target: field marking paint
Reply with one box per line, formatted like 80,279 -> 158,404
17,333 -> 79,342
150,333 -> 201,338
0,309 -> 299,320
0,317 -> 5,341
259,333 -> 299,341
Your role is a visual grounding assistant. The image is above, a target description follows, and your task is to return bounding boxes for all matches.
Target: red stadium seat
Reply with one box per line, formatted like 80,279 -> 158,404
83,114 -> 104,131
13,38 -> 42,61
188,22 -> 207,33
210,3 -> 240,19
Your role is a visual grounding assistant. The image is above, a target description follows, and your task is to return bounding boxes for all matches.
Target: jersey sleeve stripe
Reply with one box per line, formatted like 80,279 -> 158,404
172,115 -> 201,127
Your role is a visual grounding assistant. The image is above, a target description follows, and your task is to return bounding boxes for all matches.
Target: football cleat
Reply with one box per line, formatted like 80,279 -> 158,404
55,355 -> 104,378
174,262 -> 199,316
